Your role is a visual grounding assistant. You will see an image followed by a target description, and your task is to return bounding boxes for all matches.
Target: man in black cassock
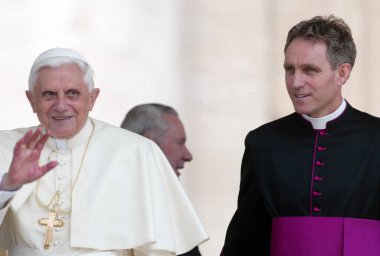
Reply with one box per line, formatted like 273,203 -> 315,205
221,15 -> 380,256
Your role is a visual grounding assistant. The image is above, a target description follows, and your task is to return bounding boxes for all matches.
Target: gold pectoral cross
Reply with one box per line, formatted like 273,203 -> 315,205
38,208 -> 64,249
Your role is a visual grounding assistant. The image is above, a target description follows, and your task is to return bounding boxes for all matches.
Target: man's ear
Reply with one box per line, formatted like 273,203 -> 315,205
89,88 -> 100,111
142,131 -> 161,145
336,63 -> 352,86
143,131 -> 154,140
25,90 -> 36,113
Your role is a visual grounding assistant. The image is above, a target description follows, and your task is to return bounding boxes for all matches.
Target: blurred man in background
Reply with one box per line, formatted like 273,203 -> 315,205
121,103 -> 193,177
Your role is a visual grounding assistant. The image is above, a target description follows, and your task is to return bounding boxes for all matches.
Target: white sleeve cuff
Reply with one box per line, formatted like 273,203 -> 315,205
0,171 -> 16,208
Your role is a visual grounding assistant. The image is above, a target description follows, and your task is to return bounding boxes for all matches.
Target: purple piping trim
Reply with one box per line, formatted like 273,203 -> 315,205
309,130 -> 319,216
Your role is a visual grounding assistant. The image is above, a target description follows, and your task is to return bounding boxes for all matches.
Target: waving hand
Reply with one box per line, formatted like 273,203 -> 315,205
0,128 -> 58,191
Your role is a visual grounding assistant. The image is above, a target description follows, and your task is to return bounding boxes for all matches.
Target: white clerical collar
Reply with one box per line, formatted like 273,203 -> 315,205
47,119 -> 93,150
302,100 -> 347,130
54,139 -> 68,150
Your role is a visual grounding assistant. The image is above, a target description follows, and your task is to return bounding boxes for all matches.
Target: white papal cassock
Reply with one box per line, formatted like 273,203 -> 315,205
0,118 -> 209,256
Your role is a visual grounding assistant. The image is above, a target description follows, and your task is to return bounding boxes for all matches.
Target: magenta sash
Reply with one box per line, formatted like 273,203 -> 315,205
271,217 -> 380,256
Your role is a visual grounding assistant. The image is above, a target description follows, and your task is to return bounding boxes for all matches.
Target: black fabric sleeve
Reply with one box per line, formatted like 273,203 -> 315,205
178,246 -> 201,256
221,132 -> 271,256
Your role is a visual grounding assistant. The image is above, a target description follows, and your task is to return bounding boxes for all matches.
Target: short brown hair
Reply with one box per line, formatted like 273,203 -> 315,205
284,15 -> 357,70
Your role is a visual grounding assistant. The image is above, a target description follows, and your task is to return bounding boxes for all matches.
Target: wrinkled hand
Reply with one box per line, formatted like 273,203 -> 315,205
0,128 -> 58,191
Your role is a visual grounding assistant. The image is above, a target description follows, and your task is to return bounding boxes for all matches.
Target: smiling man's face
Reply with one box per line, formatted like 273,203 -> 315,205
26,63 -> 99,139
284,37 -> 344,118
146,113 -> 193,177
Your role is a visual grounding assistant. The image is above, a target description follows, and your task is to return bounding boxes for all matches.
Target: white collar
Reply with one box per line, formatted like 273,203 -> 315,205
302,100 -> 346,129
54,139 -> 67,150
47,119 -> 93,150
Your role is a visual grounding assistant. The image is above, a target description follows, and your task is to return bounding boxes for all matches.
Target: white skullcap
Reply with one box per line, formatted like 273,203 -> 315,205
28,47 -> 94,90
32,47 -> 89,67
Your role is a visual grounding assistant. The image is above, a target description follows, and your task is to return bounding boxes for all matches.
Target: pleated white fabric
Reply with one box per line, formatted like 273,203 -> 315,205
0,118 -> 208,255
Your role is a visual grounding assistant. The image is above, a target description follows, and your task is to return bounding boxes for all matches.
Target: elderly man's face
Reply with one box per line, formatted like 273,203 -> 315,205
26,63 -> 99,139
155,114 -> 193,177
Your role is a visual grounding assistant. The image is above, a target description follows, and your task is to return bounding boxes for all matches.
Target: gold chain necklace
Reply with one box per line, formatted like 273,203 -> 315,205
34,120 -> 95,215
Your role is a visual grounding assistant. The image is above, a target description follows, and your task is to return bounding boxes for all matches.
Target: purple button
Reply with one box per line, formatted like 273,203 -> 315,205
316,161 -> 325,166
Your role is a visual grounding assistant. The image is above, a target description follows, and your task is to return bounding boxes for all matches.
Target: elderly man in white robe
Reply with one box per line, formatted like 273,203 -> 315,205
0,48 -> 208,256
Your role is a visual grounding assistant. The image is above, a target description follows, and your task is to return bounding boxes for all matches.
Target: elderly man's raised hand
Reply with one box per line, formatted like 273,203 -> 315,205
0,128 -> 58,191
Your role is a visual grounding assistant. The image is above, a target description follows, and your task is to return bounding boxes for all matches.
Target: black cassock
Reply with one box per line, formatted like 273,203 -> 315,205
222,103 -> 380,255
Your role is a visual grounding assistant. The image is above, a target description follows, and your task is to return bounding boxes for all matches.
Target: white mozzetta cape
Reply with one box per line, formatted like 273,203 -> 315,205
0,118 -> 208,254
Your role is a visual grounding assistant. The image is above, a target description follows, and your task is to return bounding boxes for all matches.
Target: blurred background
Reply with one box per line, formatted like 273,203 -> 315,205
1,1 -> 380,255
